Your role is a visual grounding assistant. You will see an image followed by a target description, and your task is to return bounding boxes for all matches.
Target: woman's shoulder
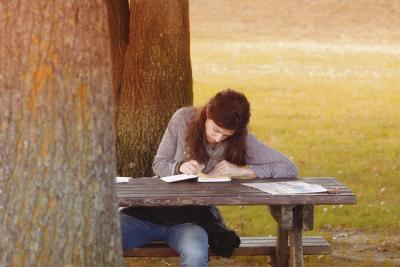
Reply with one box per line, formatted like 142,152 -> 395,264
245,133 -> 259,143
168,107 -> 197,128
172,106 -> 197,120
245,133 -> 271,150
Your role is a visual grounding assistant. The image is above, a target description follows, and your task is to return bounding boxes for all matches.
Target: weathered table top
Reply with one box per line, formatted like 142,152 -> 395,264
116,177 -> 356,207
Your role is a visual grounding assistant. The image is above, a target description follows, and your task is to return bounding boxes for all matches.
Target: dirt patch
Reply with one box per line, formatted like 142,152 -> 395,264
329,230 -> 400,265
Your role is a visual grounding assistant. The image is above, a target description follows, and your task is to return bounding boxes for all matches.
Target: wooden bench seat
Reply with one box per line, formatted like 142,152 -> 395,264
123,236 -> 331,257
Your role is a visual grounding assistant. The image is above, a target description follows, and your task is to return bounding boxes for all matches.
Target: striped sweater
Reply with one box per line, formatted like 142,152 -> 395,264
153,107 -> 298,178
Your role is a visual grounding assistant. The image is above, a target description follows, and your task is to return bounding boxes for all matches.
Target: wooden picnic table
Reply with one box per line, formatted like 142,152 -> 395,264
116,177 -> 356,267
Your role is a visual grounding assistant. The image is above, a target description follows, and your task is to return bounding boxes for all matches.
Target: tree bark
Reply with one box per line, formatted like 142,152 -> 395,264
105,0 -> 130,106
0,1 -> 123,266
111,0 -> 193,177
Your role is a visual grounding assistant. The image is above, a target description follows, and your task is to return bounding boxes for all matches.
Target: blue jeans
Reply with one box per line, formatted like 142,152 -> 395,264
120,213 -> 209,267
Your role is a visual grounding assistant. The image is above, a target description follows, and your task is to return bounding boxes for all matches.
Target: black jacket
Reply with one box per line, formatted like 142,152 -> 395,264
121,205 -> 240,257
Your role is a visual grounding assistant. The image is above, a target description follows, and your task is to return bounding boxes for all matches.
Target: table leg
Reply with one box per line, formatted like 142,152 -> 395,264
289,205 -> 304,267
269,205 -> 309,267
274,223 -> 289,267
269,206 -> 292,267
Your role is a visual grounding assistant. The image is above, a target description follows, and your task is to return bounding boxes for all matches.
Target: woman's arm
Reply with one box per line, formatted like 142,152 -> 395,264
152,109 -> 187,177
245,135 -> 298,178
208,135 -> 297,179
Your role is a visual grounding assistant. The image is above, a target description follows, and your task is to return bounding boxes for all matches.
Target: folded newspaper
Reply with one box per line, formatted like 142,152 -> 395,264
242,181 -> 327,195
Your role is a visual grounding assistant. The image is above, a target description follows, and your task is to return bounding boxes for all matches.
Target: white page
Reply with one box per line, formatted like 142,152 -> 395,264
116,177 -> 132,183
197,176 -> 231,182
197,172 -> 231,182
160,174 -> 198,183
242,181 -> 327,195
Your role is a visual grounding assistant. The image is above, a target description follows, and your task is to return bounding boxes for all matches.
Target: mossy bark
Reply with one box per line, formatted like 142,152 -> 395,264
107,0 -> 193,177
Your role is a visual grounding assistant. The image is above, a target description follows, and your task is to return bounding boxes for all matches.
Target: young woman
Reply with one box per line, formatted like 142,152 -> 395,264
120,89 -> 297,267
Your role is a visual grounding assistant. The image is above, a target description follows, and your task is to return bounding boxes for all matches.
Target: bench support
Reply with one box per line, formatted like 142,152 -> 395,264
123,236 -> 331,259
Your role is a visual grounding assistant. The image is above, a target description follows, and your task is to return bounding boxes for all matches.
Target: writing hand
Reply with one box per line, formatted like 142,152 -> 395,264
208,160 -> 256,179
179,160 -> 205,175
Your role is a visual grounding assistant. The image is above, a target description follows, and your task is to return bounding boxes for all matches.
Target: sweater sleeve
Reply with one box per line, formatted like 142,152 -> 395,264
152,108 -> 187,177
245,135 -> 298,178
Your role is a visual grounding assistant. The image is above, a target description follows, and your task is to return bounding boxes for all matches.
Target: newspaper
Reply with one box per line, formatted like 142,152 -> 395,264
242,181 -> 327,195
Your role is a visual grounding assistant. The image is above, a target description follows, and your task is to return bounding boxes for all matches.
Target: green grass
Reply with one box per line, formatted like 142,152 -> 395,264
190,38 -> 400,266
192,38 -> 400,234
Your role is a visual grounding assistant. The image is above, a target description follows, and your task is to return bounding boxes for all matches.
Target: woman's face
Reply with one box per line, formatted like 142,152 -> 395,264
205,118 -> 235,144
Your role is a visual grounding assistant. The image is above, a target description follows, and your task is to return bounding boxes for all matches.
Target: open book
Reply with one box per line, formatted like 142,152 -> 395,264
197,172 -> 231,182
116,176 -> 132,183
160,173 -> 231,183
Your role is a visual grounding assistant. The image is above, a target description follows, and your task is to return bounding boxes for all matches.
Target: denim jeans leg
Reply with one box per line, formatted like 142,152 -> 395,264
120,213 -> 164,250
166,223 -> 209,267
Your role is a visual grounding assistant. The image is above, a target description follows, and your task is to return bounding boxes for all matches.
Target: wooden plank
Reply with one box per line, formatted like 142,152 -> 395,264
117,178 -> 349,192
118,179 -> 351,188
116,177 -> 357,207
123,236 -> 331,258
122,236 -> 330,249
118,194 -> 357,207
117,188 -> 355,196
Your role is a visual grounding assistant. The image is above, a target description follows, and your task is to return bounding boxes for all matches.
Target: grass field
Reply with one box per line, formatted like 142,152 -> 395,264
192,37 -> 400,231
191,37 -> 400,266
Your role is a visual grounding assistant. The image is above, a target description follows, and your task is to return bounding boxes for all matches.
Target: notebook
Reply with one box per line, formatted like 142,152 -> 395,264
160,173 -> 231,183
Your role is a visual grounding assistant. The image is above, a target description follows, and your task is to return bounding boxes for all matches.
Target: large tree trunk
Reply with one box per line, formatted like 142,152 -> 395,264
109,0 -> 193,177
0,1 -> 123,266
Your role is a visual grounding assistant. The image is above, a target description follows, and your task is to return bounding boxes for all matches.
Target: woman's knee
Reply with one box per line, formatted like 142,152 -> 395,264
171,224 -> 209,266
119,213 -> 157,250
178,223 -> 208,246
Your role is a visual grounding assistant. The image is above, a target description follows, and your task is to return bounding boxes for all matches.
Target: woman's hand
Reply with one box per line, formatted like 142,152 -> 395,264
179,160 -> 205,175
208,160 -> 257,179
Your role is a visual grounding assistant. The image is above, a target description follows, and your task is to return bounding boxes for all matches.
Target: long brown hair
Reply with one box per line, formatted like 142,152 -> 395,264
186,89 -> 250,165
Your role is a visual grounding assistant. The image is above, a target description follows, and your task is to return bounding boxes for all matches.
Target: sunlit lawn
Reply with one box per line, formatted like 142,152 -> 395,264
126,38 -> 400,266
